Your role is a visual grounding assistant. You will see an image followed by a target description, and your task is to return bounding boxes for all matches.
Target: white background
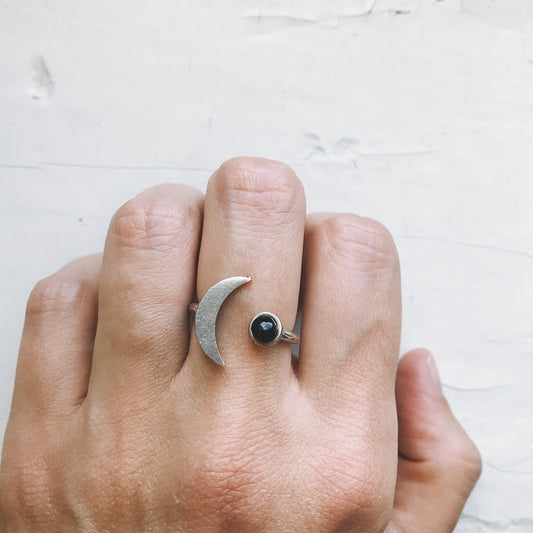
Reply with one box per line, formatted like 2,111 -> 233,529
1,1 -> 532,530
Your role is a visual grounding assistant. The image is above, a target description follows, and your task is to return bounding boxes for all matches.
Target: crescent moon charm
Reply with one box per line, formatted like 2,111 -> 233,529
191,276 -> 251,366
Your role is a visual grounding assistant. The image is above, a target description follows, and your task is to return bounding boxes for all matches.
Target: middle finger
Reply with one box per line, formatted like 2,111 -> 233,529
184,157 -> 306,390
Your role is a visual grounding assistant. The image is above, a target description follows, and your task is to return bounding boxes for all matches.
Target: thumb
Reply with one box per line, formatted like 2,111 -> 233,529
388,349 -> 482,533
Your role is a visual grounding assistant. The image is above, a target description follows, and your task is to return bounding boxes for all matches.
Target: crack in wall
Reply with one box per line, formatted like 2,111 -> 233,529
461,514 -> 533,531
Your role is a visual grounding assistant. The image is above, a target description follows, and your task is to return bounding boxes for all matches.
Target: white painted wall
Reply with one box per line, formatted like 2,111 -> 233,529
1,1 -> 532,530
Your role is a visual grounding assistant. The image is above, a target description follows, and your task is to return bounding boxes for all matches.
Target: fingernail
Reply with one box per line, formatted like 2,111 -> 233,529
425,351 -> 442,394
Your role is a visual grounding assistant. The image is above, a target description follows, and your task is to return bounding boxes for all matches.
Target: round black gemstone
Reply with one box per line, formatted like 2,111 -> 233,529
250,314 -> 280,345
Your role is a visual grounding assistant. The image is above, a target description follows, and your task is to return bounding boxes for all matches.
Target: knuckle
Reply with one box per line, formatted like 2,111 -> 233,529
319,214 -> 398,272
0,454 -> 55,527
190,461 -> 248,513
456,436 -> 483,483
27,276 -> 85,317
180,421 -> 268,516
349,461 -> 391,528
436,431 -> 482,490
85,460 -> 134,510
311,452 -> 391,530
212,157 -> 303,218
109,195 -> 198,252
77,444 -> 152,526
192,446 -> 256,500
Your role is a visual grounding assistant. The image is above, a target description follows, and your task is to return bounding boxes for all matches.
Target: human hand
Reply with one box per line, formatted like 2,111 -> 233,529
0,158 -> 481,532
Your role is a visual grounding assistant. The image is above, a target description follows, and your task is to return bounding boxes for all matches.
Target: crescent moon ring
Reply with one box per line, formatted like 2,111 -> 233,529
188,276 -> 251,366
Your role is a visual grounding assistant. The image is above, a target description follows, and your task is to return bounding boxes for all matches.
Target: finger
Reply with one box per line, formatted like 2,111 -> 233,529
10,254 -> 101,421
298,213 -> 402,414
389,349 -> 482,533
89,184 -> 203,401
184,157 -> 306,387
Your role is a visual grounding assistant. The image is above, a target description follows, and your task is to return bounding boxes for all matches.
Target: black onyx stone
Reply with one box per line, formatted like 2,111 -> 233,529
250,314 -> 280,345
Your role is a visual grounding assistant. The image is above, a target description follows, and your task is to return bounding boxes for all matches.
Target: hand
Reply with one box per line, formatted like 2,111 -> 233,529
0,158 -> 481,532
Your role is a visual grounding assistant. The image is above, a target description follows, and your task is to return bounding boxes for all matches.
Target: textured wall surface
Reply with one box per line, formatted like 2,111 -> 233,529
1,1 -> 532,530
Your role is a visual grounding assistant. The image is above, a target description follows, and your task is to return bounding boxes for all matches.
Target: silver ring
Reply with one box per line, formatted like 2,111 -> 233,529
188,276 -> 299,366
248,312 -> 300,347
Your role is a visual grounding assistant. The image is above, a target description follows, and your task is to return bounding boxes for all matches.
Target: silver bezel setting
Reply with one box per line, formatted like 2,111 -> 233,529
249,312 -> 282,346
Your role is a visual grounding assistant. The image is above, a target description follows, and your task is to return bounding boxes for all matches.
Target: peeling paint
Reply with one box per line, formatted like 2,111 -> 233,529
299,133 -> 359,164
27,55 -> 54,101
460,0 -> 533,27
242,0 -> 377,27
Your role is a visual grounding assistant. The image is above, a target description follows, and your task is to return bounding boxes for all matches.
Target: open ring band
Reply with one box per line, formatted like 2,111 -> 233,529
188,276 -> 299,366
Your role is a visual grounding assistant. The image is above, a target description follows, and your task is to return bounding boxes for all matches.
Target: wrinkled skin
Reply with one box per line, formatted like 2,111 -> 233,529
0,158 -> 481,532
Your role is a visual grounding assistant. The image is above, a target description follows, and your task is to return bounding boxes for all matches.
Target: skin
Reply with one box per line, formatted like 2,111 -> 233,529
0,157 -> 481,532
